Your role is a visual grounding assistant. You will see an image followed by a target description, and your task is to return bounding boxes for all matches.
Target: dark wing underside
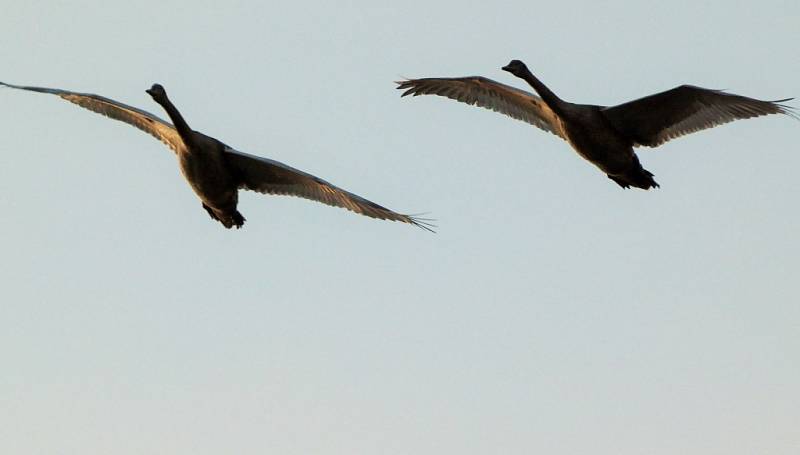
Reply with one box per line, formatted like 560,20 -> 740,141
223,147 -> 434,231
397,76 -> 566,139
0,81 -> 185,153
601,85 -> 795,147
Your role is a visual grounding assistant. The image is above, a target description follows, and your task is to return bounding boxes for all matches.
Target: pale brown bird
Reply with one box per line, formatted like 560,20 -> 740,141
2,81 -> 433,231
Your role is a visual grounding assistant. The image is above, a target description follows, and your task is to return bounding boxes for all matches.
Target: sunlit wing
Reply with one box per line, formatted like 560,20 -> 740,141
397,76 -> 566,139
601,85 -> 796,147
0,81 -> 185,153
223,147 -> 435,231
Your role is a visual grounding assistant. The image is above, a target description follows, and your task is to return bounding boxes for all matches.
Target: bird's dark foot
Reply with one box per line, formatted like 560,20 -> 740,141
608,167 -> 659,190
633,168 -> 659,190
219,210 -> 245,229
202,203 -> 246,229
231,211 -> 246,229
219,211 -> 245,229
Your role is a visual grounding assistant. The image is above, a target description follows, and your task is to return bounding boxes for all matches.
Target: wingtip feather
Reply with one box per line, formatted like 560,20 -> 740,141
408,216 -> 437,233
395,79 -> 417,97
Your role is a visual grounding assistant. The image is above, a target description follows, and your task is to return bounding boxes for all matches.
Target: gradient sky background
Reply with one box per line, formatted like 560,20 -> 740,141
1,1 -> 798,454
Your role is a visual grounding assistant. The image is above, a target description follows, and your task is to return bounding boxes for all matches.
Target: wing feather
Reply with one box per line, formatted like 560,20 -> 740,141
1,81 -> 185,153
601,85 -> 795,147
397,76 -> 566,139
224,147 -> 434,231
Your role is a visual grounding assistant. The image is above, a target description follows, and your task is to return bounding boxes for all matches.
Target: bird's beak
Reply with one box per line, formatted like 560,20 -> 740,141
501,65 -> 512,72
145,89 -> 153,96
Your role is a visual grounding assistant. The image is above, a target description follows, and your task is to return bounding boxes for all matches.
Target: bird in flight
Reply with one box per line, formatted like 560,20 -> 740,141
2,81 -> 433,231
398,59 -> 796,189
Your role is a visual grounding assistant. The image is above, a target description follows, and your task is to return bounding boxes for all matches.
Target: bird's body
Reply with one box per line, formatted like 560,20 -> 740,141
176,132 -> 242,228
2,81 -> 432,230
555,102 -> 658,189
398,60 -> 795,189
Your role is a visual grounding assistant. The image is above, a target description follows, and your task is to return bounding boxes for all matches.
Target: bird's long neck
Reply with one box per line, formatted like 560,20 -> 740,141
156,95 -> 195,146
518,69 -> 565,113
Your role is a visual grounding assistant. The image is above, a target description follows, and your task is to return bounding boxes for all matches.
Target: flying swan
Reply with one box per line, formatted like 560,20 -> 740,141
398,59 -> 795,189
2,81 -> 433,230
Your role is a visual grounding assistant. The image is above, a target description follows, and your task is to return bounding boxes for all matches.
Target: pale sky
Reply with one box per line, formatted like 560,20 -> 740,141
1,1 -> 798,454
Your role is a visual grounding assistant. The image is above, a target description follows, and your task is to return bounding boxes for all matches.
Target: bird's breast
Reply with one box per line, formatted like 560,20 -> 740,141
178,151 -> 238,207
561,118 -> 634,174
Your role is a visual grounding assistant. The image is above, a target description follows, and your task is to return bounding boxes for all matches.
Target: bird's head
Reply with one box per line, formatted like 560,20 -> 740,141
501,59 -> 530,77
145,83 -> 167,101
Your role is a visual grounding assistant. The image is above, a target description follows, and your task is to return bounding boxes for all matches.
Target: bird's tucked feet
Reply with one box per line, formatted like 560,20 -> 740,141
607,167 -> 660,190
202,203 -> 246,229
231,211 -> 246,229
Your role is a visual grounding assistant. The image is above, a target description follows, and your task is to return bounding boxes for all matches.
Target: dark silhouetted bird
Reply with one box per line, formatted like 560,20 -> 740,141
398,59 -> 795,189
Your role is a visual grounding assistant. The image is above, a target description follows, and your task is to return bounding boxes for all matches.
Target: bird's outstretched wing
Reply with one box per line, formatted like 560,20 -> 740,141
601,85 -> 796,147
1,81 -> 185,153
397,76 -> 566,139
223,147 -> 435,231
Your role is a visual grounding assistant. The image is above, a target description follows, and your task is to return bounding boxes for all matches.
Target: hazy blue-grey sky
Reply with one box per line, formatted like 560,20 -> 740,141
1,1 -> 798,454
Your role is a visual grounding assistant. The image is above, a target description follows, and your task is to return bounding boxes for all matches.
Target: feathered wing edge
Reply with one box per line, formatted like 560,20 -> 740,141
0,81 -> 185,153
396,76 -> 566,139
224,147 -> 435,232
602,85 -> 797,147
